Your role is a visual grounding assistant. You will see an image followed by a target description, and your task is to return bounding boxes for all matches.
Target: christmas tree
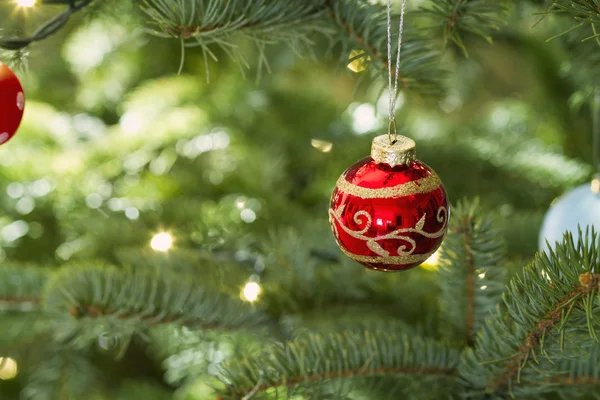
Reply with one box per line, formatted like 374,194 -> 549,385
1,0 -> 600,398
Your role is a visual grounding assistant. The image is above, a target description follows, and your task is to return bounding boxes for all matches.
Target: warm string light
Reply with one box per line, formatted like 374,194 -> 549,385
241,281 -> 261,302
150,232 -> 173,252
16,0 -> 36,7
0,357 -> 18,380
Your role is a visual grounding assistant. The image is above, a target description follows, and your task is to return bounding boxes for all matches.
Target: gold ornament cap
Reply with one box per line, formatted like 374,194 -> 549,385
371,134 -> 416,167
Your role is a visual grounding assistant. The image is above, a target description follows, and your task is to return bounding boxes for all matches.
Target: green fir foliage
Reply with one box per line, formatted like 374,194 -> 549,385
461,229 -> 600,398
419,0 -> 510,55
219,330 -> 460,399
44,265 -> 272,341
438,199 -> 507,345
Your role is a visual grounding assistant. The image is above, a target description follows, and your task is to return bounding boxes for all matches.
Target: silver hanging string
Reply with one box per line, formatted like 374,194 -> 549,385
387,0 -> 408,144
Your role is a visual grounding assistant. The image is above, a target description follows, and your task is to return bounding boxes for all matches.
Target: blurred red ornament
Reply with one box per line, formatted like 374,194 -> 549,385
329,135 -> 449,272
0,62 -> 25,145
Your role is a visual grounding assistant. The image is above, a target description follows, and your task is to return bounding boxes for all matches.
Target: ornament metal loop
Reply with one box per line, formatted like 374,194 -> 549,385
371,134 -> 416,167
388,119 -> 397,144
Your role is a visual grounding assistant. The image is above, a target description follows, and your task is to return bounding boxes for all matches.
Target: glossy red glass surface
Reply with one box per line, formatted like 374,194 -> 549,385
329,157 -> 449,272
0,63 -> 25,145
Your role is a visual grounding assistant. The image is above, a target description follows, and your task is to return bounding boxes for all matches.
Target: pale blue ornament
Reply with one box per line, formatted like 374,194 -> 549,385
539,182 -> 600,252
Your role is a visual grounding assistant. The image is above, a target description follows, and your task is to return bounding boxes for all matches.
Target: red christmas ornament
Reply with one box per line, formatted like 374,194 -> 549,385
329,135 -> 449,271
0,62 -> 25,145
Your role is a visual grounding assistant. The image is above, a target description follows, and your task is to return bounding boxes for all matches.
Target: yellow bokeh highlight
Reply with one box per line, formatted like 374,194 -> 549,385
420,249 -> 441,271
311,139 -> 333,153
241,281 -> 261,302
592,178 -> 600,194
0,358 -> 18,380
151,232 -> 173,252
16,0 -> 36,7
347,50 -> 370,73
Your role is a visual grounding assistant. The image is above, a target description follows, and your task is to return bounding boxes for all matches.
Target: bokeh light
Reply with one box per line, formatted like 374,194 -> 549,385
347,50 -> 369,73
350,103 -> 380,134
311,139 -> 333,153
240,208 -> 257,224
16,0 -> 35,7
241,282 -> 261,302
151,232 -> 173,252
0,357 -> 18,380
420,249 -> 441,271
592,177 -> 600,194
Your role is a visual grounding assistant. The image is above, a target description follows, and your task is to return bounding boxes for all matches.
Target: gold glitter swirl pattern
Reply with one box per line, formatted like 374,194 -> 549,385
337,245 -> 434,265
352,210 -> 372,235
329,205 -> 448,261
335,173 -> 441,199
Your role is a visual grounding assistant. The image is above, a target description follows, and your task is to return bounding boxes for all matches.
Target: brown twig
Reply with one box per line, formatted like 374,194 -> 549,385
68,304 -> 224,330
554,375 -> 600,385
447,0 -> 465,30
224,366 -> 456,399
489,272 -> 600,392
165,5 -> 328,39
0,296 -> 41,306
166,22 -> 256,39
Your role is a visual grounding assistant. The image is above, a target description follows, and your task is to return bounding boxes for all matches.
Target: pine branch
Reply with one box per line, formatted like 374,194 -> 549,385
0,264 -> 48,310
551,343 -> 600,388
218,329 -> 459,399
2,0 -> 511,93
0,0 -> 96,50
23,350 -> 104,400
418,0 -> 510,56
144,0 -> 330,39
326,0 -> 444,94
495,272 -> 599,389
141,0 -> 333,80
556,376 -> 600,385
551,16 -> 600,87
141,0 -> 510,94
550,1 -> 600,23
260,226 -> 438,320
0,269 -> 55,354
44,265 -> 272,333
460,229 -> 600,398
438,199 -> 506,346
541,1 -> 600,43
